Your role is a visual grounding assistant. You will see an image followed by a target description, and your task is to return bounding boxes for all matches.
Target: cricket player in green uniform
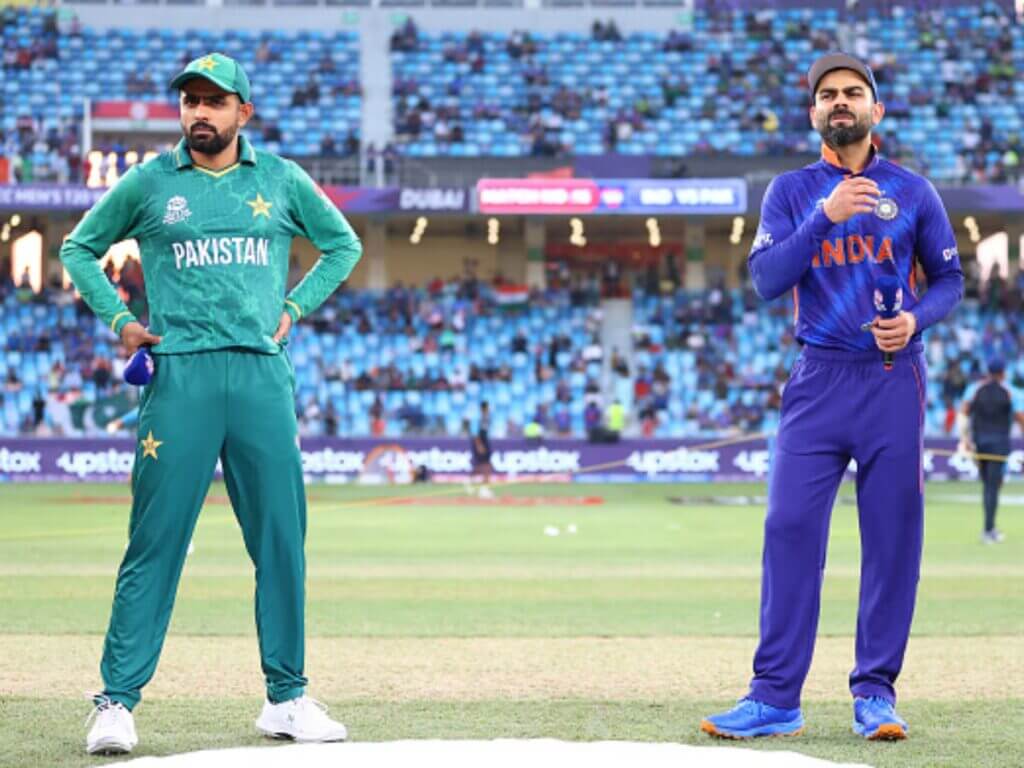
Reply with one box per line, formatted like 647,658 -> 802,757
61,53 -> 362,755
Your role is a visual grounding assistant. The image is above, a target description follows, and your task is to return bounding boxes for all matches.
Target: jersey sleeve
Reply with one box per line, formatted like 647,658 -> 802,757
748,175 -> 835,300
910,180 -> 963,332
282,162 -> 363,322
59,168 -> 147,335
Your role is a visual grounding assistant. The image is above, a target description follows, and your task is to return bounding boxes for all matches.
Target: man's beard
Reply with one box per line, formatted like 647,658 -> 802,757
185,121 -> 236,155
815,109 -> 871,148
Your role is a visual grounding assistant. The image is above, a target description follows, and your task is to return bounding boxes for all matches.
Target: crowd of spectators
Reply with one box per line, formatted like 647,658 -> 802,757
629,282 -> 791,437
4,251 -> 1023,440
1,259 -> 142,435
1,8 -> 362,184
627,257 -> 1024,439
389,3 -> 1024,182
1,7 -> 85,183
4,6 -> 1024,184
847,4 -> 1024,183
289,271 -> 605,438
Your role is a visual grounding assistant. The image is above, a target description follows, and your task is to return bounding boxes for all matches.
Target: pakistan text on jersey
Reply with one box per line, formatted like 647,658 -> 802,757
172,237 -> 271,270
813,235 -> 894,268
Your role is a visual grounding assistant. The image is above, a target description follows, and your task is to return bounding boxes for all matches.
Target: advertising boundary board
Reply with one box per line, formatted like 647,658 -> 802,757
1,438 -> 1019,484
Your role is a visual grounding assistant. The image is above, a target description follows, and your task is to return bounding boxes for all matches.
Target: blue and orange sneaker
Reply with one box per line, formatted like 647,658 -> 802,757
700,698 -> 804,739
852,696 -> 908,740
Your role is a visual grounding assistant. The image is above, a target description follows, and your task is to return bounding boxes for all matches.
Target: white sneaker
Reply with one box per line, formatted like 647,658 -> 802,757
85,698 -> 138,755
478,485 -> 494,500
255,696 -> 348,742
982,529 -> 1006,544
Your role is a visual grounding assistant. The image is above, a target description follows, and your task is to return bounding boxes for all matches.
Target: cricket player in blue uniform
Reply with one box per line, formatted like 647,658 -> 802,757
701,53 -> 963,741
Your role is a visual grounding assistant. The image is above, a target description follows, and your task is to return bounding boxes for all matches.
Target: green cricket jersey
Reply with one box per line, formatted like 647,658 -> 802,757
60,134 -> 362,355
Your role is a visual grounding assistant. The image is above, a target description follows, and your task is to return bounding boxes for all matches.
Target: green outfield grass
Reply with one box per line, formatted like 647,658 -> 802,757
0,480 -> 1021,768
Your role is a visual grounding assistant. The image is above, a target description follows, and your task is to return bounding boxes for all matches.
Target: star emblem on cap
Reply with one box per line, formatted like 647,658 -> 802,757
196,55 -> 218,72
141,430 -> 163,460
247,193 -> 273,218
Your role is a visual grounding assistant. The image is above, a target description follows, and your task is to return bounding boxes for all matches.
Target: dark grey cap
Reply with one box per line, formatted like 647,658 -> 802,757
808,52 -> 878,102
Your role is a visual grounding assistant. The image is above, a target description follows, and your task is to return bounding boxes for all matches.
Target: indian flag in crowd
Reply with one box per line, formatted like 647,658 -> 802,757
494,284 -> 529,309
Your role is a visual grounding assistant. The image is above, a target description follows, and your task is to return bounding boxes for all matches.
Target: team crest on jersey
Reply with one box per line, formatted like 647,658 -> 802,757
873,286 -> 903,314
163,195 -> 192,225
874,197 -> 898,221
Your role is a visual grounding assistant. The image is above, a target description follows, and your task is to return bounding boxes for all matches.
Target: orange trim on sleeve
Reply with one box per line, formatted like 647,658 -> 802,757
792,286 -> 800,324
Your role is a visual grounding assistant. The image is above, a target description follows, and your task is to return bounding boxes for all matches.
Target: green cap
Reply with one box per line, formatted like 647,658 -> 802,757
169,52 -> 252,103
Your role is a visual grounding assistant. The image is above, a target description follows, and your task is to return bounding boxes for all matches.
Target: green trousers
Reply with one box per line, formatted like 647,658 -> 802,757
100,349 -> 307,710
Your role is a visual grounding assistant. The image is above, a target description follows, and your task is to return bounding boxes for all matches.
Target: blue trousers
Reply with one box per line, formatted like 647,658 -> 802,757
748,343 -> 927,709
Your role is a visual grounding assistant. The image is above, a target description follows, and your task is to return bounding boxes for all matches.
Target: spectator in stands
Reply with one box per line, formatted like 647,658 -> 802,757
15,268 -> 33,302
91,357 -> 112,393
262,122 -> 282,143
582,336 -> 603,364
584,401 -> 601,437
610,348 -> 629,378
306,76 -> 320,104
320,134 -> 338,156
591,20 -> 622,43
367,395 -> 385,436
301,396 -> 321,436
390,18 -> 420,53
48,360 -> 66,392
651,364 -> 671,411
318,51 -> 335,74
255,39 -> 272,64
323,399 -> 339,436
549,405 -> 569,437
32,390 -> 46,428
606,399 -> 625,441
397,400 -> 426,434
344,130 -> 360,156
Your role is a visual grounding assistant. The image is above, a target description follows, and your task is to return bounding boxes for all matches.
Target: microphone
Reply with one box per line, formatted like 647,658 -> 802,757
873,275 -> 903,371
124,346 -> 154,386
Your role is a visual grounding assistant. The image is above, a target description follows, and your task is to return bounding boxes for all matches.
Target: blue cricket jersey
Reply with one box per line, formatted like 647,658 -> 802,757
749,145 -> 964,351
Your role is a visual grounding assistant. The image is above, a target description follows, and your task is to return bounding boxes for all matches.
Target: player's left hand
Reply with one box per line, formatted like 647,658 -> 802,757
869,310 -> 917,352
272,311 -> 292,343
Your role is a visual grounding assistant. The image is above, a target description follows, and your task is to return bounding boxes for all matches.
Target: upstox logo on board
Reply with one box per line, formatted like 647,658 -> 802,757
55,449 -> 134,478
0,447 -> 42,473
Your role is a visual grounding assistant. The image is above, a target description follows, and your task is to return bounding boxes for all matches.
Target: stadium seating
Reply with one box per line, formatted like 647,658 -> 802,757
390,12 -> 843,158
390,4 -> 1022,182
629,288 -> 796,438
285,286 -> 601,438
858,4 -> 1023,183
0,7 -> 360,167
4,4 -> 1023,181
3,278 -> 1021,439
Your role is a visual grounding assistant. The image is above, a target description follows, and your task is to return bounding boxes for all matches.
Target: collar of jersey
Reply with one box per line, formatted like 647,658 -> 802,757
175,134 -> 257,177
819,142 -> 880,175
